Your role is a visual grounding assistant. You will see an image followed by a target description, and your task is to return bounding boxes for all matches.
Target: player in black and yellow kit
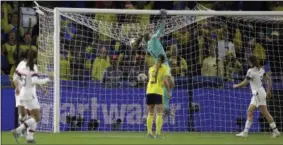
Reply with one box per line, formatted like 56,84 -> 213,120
146,54 -> 171,138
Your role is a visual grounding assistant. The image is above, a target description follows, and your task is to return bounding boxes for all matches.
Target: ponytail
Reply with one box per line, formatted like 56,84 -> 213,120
248,55 -> 260,70
155,55 -> 166,81
26,50 -> 37,71
155,61 -> 161,81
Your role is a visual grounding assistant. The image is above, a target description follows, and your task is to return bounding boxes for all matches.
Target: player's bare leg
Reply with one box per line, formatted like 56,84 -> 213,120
155,104 -> 164,139
147,105 -> 155,138
236,104 -> 256,137
18,105 -> 28,138
14,108 -> 40,144
258,105 -> 281,138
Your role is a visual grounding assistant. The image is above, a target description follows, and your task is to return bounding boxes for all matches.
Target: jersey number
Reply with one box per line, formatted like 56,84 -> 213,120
21,75 -> 27,87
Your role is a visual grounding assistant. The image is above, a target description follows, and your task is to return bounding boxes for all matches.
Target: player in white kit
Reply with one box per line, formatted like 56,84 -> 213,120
13,51 -> 29,137
233,56 -> 280,138
12,50 -> 51,144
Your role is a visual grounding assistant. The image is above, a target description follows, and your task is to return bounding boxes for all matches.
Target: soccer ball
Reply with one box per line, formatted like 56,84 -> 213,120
130,38 -> 140,48
137,73 -> 147,82
129,38 -> 136,48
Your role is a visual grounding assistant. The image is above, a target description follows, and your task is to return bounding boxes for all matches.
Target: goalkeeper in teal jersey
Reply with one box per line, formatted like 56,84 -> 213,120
133,9 -> 174,114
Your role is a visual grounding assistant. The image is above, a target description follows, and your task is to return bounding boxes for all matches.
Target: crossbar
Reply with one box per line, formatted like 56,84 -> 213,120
56,8 -> 283,16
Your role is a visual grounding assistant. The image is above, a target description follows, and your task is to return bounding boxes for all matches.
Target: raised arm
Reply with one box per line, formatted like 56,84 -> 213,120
152,9 -> 166,38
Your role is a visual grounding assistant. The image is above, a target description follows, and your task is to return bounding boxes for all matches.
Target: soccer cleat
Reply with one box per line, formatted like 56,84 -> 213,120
236,132 -> 248,137
147,134 -> 154,139
272,131 -> 281,138
11,129 -> 20,144
27,140 -> 36,144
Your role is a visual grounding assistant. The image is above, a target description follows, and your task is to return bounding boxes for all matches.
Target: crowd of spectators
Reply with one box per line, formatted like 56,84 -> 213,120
2,1 -> 283,88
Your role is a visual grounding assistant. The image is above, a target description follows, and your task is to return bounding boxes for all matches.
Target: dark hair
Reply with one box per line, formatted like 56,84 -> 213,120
143,33 -> 150,42
248,55 -> 260,69
19,50 -> 28,61
158,54 -> 165,63
26,49 -> 37,71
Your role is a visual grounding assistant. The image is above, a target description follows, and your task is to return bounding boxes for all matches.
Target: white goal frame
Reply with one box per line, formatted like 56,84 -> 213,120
52,8 -> 283,133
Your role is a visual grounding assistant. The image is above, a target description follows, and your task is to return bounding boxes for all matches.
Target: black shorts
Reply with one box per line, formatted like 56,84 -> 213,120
146,94 -> 163,105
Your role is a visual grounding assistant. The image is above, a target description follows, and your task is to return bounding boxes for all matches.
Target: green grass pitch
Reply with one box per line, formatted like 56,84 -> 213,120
1,132 -> 282,144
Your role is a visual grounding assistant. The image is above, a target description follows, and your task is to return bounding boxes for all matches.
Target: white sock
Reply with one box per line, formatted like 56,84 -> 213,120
15,124 -> 26,133
243,120 -> 252,133
27,120 -> 37,141
269,122 -> 279,132
19,115 -> 28,124
26,123 -> 37,140
16,118 -> 36,134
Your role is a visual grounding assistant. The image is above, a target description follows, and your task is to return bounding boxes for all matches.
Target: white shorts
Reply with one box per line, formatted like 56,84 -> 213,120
15,93 -> 25,108
250,87 -> 267,107
20,98 -> 40,110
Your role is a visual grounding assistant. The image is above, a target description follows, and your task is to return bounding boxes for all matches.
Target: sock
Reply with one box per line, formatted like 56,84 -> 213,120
16,118 -> 36,134
26,122 -> 37,141
146,113 -> 154,135
156,113 -> 163,136
243,120 -> 252,133
19,115 -> 28,124
269,122 -> 279,132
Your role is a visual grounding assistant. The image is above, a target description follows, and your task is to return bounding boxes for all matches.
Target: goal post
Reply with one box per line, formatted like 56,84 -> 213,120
37,5 -> 283,133
53,8 -> 61,133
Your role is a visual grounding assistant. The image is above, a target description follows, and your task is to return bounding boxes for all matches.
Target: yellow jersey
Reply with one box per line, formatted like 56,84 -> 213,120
2,43 -> 16,65
146,64 -> 170,96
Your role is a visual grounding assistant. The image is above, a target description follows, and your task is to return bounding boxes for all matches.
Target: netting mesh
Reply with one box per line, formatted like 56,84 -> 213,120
37,7 -> 55,132
37,5 -> 283,132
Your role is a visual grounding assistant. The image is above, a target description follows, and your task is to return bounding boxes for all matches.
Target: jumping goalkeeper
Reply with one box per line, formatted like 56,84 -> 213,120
133,9 -> 175,115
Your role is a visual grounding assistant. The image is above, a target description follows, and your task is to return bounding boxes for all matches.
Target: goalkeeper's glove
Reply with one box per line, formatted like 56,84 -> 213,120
160,9 -> 167,19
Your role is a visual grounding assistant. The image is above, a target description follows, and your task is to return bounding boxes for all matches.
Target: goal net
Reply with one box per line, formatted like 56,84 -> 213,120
37,5 -> 283,133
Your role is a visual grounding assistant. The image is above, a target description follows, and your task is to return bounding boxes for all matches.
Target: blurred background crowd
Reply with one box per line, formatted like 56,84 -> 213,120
1,1 -> 283,88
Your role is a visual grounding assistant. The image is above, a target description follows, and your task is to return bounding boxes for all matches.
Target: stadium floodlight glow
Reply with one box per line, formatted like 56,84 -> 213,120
36,4 -> 283,133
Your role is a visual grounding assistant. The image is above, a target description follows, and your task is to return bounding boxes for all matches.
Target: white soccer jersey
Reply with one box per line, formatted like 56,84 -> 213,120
13,60 -> 28,106
16,64 -> 39,100
13,60 -> 27,85
246,67 -> 265,91
16,63 -> 50,101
